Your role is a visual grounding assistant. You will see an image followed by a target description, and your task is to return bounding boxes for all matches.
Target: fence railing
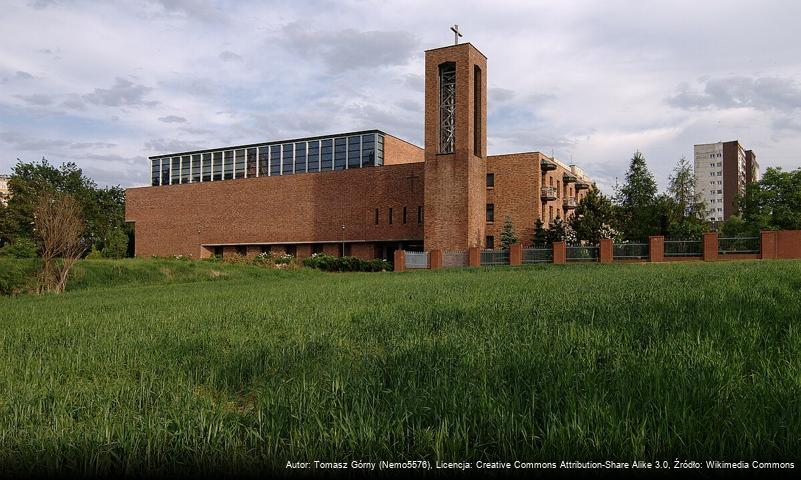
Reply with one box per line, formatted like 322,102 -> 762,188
541,186 -> 557,199
664,240 -> 702,257
563,197 -> 579,208
523,247 -> 553,264
480,249 -> 510,266
404,251 -> 429,269
719,237 -> 760,254
613,243 -> 649,259
443,250 -> 468,268
566,244 -> 599,261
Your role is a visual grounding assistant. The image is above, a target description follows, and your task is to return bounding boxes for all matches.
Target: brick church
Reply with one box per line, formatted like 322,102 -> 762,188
125,40 -> 594,260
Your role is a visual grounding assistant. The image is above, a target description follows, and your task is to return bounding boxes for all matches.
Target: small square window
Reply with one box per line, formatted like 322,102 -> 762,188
486,203 -> 494,223
486,173 -> 495,187
486,236 -> 495,249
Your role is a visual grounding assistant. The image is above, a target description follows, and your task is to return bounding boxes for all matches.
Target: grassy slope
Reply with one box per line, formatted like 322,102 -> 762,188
0,257 -> 284,294
1,260 -> 800,474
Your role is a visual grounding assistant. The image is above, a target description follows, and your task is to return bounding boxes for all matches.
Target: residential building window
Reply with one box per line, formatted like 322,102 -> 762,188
388,207 -> 393,225
403,206 -> 407,224
375,208 -> 379,224
486,173 -> 494,187
486,203 -> 494,223
549,206 -> 553,222
418,206 -> 423,224
486,236 -> 494,249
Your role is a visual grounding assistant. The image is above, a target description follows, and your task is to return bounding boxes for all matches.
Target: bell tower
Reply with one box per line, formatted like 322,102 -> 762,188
423,41 -> 487,251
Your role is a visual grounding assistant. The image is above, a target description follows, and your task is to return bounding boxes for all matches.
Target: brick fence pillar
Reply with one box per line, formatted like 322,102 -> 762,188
394,250 -> 405,272
509,243 -> 522,266
760,231 -> 777,260
703,232 -> 719,262
429,249 -> 443,269
468,247 -> 481,267
553,241 -> 566,264
649,236 -> 665,262
599,239 -> 613,264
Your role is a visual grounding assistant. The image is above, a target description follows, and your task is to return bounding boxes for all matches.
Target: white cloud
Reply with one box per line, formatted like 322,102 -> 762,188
0,0 -> 800,190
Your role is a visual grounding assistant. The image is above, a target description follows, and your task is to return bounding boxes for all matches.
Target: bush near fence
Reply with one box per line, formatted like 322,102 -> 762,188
302,254 -> 392,272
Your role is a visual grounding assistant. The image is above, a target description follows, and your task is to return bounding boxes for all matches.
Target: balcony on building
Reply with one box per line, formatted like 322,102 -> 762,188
563,172 -> 577,183
575,181 -> 590,191
541,186 -> 557,201
540,158 -> 557,173
563,197 -> 578,209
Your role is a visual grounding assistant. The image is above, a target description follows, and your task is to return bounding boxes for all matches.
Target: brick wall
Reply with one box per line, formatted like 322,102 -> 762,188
384,134 -> 424,165
126,162 -> 425,258
423,43 -> 487,251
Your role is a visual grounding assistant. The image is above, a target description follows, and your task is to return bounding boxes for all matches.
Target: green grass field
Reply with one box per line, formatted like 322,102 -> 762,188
1,259 -> 800,475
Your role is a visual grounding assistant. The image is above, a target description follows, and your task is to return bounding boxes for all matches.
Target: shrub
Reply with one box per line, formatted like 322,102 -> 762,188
302,253 -> 392,272
251,252 -> 274,267
222,253 -> 249,265
102,228 -> 129,258
86,246 -> 104,259
0,259 -> 37,295
0,237 -> 38,258
274,253 -> 294,265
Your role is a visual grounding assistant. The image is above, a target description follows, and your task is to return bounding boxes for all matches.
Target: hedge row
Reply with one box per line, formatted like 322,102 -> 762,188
302,254 -> 392,272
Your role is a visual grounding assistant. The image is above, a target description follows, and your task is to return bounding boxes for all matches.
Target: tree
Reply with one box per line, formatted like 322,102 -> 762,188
531,218 -> 548,247
545,218 -> 575,244
740,167 -> 801,231
569,186 -> 617,244
1,158 -> 126,254
500,216 -> 518,249
665,156 -> 709,238
102,227 -> 129,258
614,151 -> 659,241
34,192 -> 86,293
667,156 -> 706,220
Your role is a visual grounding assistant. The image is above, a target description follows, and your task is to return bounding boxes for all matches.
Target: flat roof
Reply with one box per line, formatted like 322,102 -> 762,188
149,129 -> 392,159
424,42 -> 488,59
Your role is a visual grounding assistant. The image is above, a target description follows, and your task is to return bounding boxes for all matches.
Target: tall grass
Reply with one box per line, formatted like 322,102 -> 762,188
1,260 -> 800,475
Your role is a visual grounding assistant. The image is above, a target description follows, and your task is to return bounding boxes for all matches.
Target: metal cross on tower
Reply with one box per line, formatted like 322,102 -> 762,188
450,24 -> 463,45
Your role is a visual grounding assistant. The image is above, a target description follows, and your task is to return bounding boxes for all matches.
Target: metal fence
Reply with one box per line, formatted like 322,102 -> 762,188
613,243 -> 649,259
523,247 -> 553,264
443,250 -> 468,268
719,237 -> 760,254
566,244 -> 599,261
404,251 -> 429,269
664,240 -> 702,257
480,249 -> 510,266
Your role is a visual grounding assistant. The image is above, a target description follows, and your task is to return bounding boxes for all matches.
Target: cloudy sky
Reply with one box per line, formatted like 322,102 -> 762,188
1,0 -> 800,192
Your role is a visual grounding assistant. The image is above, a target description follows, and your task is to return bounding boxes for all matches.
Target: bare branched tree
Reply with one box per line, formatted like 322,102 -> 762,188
33,192 -> 85,294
